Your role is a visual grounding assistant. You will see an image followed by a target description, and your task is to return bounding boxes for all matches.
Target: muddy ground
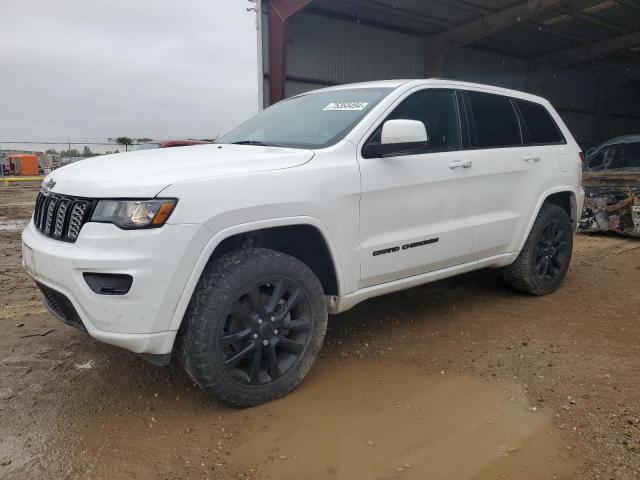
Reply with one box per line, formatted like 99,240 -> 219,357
1,186 -> 639,480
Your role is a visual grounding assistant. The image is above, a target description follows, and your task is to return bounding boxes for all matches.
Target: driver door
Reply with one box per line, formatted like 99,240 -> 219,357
357,88 -> 476,288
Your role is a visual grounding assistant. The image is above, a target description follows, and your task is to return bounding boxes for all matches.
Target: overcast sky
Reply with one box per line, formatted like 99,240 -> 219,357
0,0 -> 260,149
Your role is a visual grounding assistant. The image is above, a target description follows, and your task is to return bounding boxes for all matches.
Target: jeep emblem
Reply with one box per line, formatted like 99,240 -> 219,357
45,179 -> 56,190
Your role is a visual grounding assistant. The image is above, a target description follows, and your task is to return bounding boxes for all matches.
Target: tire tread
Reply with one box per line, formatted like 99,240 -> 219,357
503,203 -> 573,296
177,248 -> 327,407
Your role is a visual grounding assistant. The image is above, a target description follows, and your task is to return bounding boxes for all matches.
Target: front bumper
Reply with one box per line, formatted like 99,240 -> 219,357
22,219 -> 211,355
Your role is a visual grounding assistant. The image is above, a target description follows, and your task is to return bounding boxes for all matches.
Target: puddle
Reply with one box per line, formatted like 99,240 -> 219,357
60,359 -> 580,480
238,360 -> 580,479
0,218 -> 28,231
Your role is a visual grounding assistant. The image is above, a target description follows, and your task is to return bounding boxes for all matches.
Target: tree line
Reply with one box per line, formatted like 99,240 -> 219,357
45,137 -> 153,157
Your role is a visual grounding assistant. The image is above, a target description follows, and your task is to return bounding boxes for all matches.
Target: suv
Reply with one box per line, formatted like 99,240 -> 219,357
22,80 -> 583,406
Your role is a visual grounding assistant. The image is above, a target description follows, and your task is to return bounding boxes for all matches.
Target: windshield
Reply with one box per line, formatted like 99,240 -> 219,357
218,87 -> 393,149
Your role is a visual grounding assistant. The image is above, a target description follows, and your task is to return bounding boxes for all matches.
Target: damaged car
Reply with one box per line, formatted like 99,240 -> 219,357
579,134 -> 640,237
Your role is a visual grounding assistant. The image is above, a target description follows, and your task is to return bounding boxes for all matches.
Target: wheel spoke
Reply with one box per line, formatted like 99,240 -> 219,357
285,317 -> 310,332
224,342 -> 256,367
267,342 -> 280,380
536,256 -> 546,275
280,288 -> 301,318
265,279 -> 286,314
249,343 -> 263,384
551,254 -> 563,269
548,221 -> 557,242
278,337 -> 305,354
555,240 -> 567,252
542,258 -> 550,277
245,285 -> 263,313
554,228 -> 564,243
221,328 -> 251,346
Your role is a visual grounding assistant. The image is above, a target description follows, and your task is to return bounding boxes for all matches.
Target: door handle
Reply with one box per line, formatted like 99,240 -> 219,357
524,154 -> 541,162
448,159 -> 472,169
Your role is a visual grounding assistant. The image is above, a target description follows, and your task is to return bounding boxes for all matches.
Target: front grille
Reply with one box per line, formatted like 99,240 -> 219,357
37,282 -> 87,333
33,192 -> 95,242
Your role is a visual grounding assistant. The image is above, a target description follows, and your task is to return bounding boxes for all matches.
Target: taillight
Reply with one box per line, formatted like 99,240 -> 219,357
579,151 -> 585,163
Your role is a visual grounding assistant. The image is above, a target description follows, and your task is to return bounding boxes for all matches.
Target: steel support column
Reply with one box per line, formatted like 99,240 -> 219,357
267,0 -> 311,105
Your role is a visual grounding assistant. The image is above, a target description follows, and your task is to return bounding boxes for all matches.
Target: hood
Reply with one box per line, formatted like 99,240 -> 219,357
44,144 -> 314,198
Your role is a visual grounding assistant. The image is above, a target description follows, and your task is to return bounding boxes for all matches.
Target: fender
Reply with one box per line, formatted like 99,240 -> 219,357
167,215 -> 343,331
516,185 -> 582,253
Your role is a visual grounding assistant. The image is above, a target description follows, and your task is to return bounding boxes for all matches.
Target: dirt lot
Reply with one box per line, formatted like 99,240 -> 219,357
1,186 -> 639,480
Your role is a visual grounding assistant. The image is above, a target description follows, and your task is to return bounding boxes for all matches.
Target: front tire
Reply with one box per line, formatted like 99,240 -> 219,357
178,248 -> 328,407
503,203 -> 573,296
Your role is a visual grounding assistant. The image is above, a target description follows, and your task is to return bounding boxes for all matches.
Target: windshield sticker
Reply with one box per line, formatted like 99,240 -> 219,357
323,102 -> 369,111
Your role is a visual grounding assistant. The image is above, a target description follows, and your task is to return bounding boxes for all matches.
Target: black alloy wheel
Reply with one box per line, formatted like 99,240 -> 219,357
534,219 -> 569,281
220,278 -> 312,386
178,248 -> 328,407
503,203 -> 573,296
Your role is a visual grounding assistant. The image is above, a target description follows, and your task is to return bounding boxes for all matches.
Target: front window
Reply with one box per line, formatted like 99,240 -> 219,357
218,87 -> 392,149
365,89 -> 461,154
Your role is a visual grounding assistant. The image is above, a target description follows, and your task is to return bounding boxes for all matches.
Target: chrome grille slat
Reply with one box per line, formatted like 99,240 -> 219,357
37,194 -> 50,229
32,193 -> 93,243
43,197 -> 58,235
53,199 -> 69,237
67,202 -> 88,240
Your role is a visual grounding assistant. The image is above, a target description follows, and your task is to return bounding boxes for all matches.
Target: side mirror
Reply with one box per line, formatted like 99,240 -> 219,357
364,119 -> 429,158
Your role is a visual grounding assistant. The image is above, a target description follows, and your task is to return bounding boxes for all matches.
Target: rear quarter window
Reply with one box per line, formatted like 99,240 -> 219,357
515,99 -> 565,145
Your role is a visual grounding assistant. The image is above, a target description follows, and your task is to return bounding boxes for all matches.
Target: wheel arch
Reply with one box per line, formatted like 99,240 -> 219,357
516,187 -> 579,253
168,217 -> 342,332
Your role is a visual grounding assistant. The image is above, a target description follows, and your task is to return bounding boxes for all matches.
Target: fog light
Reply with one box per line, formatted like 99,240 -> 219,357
83,273 -> 133,295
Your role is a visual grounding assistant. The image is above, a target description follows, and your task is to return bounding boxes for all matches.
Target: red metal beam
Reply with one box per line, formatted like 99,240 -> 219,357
268,0 -> 311,105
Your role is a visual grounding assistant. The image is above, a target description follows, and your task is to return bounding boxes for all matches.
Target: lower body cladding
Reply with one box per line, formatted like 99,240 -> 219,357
579,185 -> 640,237
21,220 -> 212,364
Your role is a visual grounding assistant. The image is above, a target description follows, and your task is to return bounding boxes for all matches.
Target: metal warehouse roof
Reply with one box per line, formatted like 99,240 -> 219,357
304,0 -> 640,84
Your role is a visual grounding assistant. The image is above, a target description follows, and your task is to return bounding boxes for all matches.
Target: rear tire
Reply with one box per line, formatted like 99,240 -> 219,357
178,248 -> 328,407
503,203 -> 573,296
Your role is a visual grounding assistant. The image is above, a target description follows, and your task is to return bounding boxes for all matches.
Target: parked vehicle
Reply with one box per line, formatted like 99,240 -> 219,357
22,79 -> 583,406
132,140 -> 210,150
579,134 -> 640,237
579,141 -> 598,160
584,135 -> 640,171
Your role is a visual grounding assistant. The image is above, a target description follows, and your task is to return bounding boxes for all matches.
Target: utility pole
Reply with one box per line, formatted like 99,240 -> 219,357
0,142 -> 5,181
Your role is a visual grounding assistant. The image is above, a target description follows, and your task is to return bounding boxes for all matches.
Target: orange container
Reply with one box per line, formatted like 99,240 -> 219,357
7,154 -> 39,175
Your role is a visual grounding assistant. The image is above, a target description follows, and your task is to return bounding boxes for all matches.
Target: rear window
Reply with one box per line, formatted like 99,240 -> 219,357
516,99 -> 564,145
465,91 -> 521,148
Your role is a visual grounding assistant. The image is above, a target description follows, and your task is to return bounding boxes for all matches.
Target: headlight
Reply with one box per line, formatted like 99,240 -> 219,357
91,199 -> 177,229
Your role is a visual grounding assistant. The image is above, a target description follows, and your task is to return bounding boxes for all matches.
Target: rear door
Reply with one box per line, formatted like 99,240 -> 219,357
460,90 -> 551,259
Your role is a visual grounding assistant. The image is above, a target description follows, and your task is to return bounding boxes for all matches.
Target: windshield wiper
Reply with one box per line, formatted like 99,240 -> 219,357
230,140 -> 278,147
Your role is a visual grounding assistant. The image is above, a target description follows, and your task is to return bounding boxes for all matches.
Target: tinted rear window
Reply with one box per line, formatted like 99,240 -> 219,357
465,91 -> 521,148
516,99 -> 564,145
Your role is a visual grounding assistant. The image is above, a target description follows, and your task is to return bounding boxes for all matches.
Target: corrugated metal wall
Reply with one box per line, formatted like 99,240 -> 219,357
444,48 -> 528,91
263,8 -> 638,143
286,13 -> 424,85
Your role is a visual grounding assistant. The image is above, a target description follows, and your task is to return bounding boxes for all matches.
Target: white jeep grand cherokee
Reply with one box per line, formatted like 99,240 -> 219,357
22,79 -> 583,406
